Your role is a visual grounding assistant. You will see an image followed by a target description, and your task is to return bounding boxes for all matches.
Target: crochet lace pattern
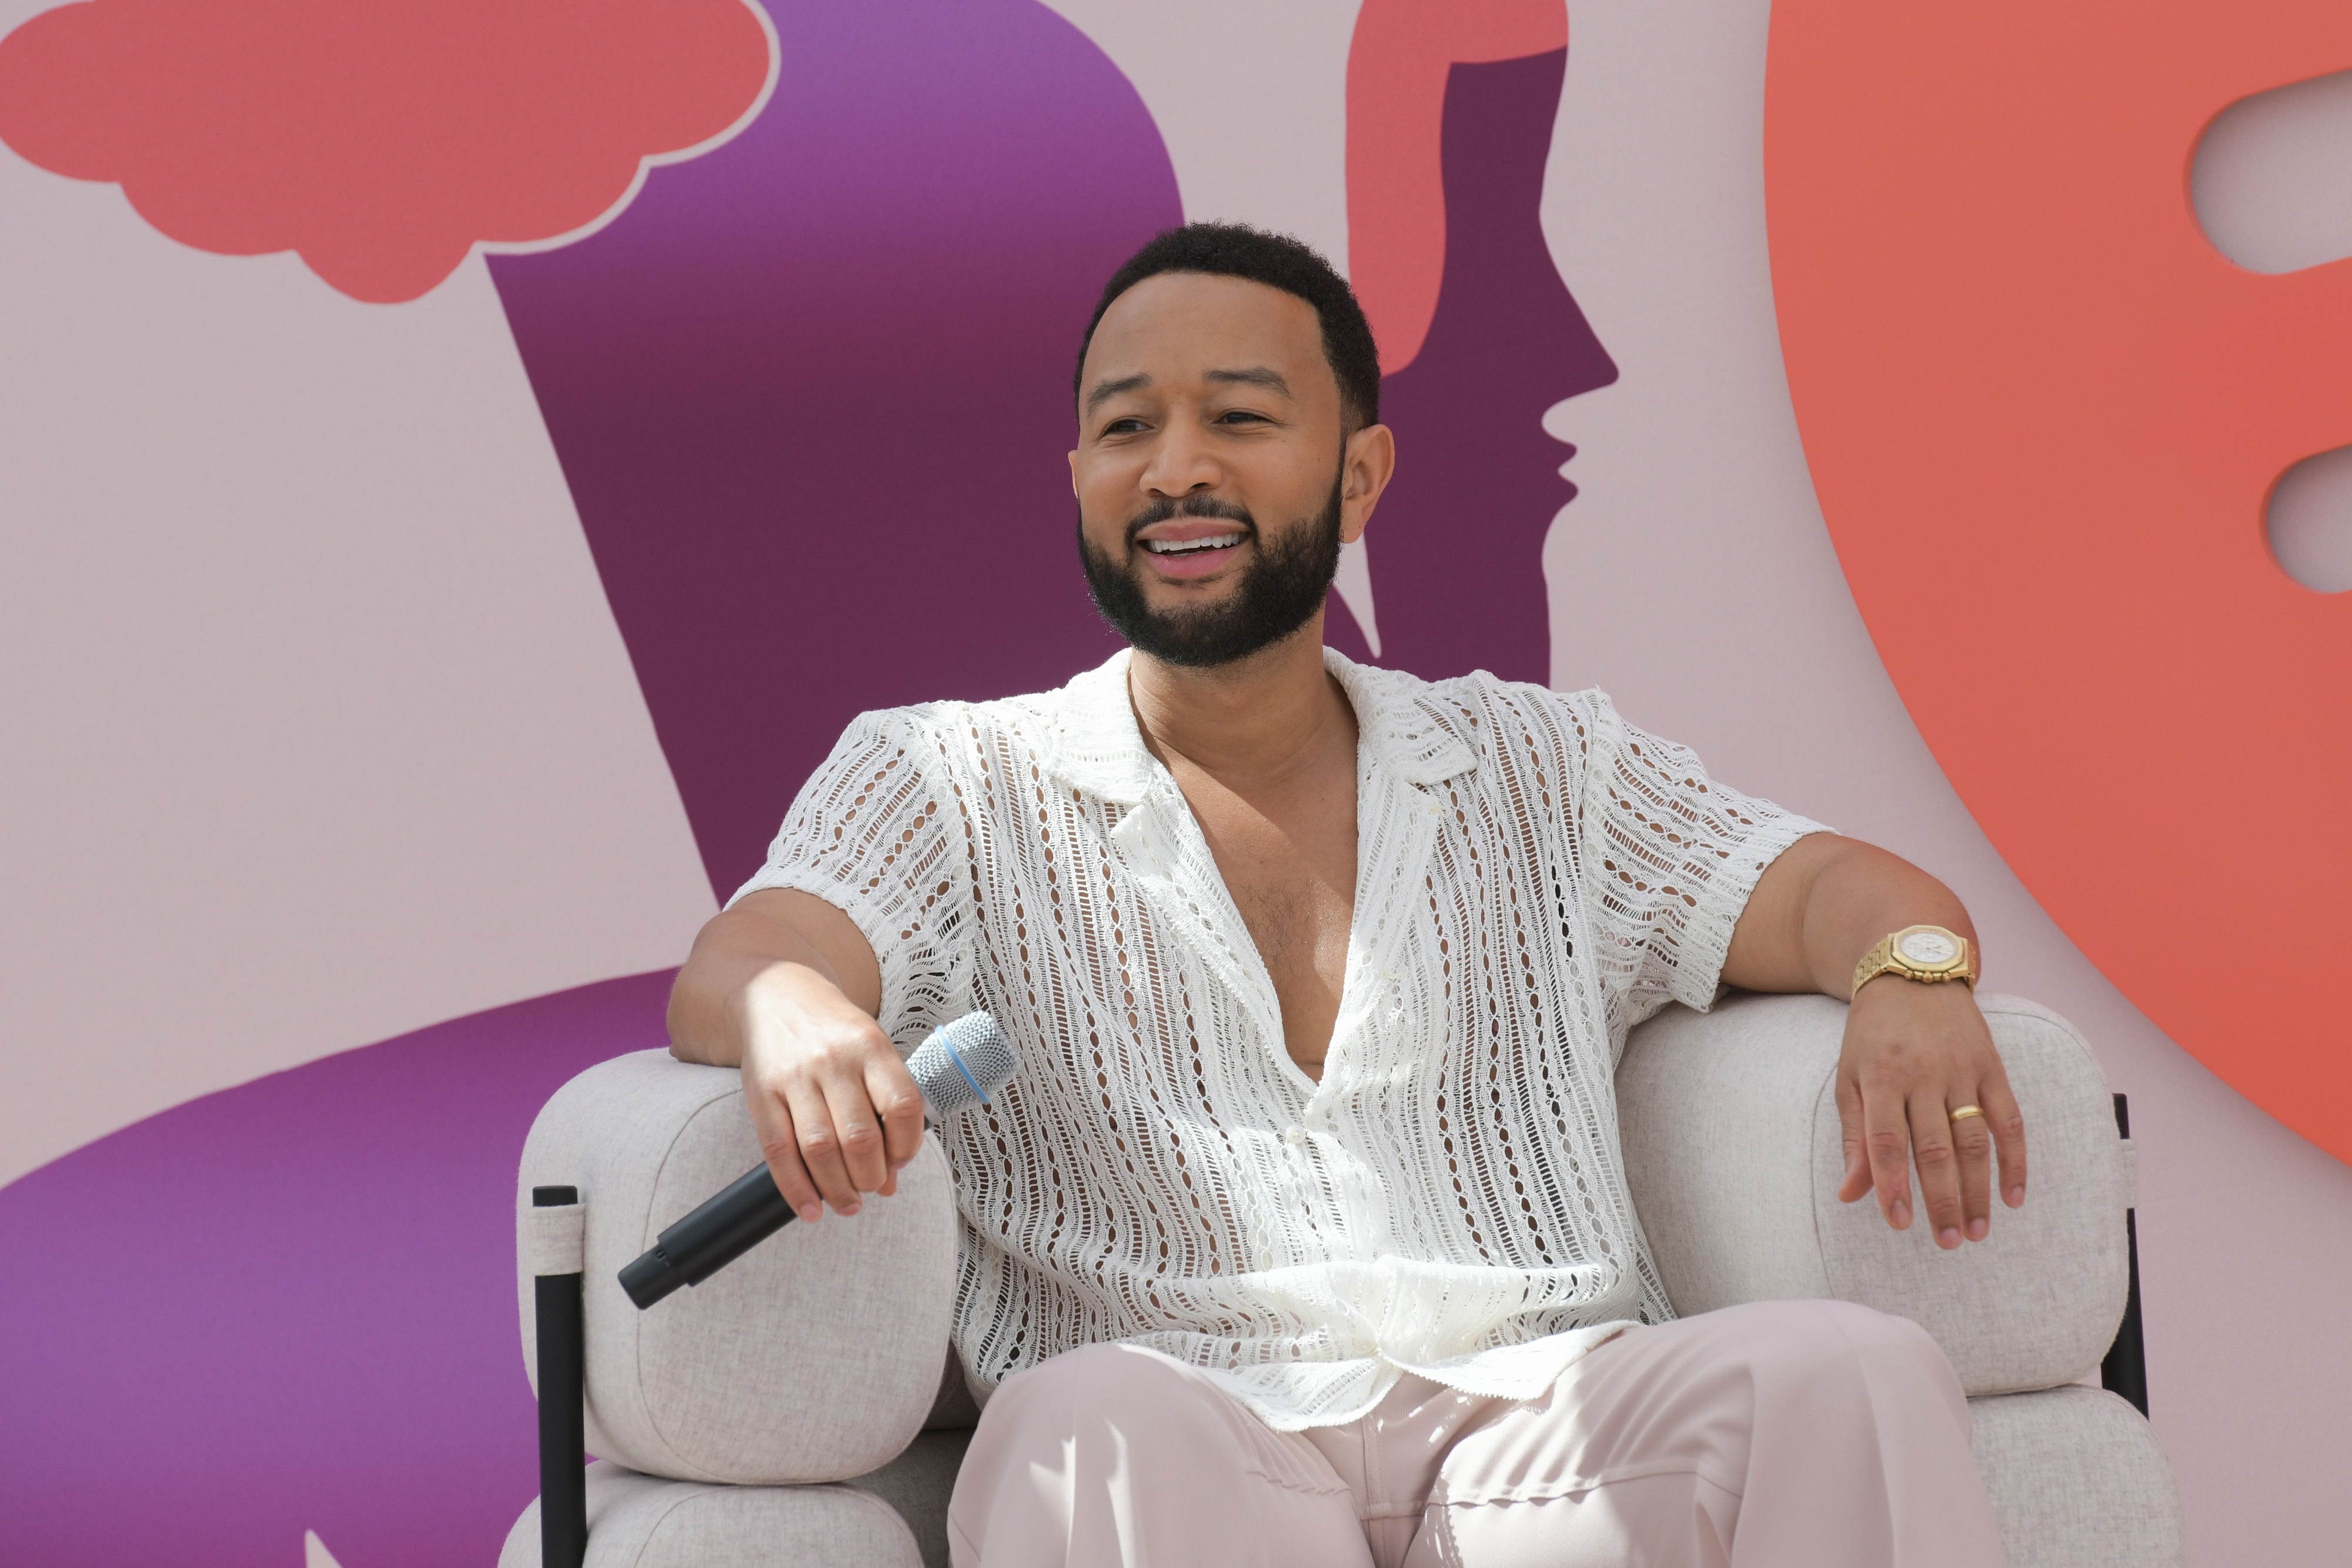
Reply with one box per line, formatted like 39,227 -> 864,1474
736,650 -> 1826,1430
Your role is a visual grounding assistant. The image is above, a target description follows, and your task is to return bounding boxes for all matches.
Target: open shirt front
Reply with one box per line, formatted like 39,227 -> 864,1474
736,648 -> 1826,1430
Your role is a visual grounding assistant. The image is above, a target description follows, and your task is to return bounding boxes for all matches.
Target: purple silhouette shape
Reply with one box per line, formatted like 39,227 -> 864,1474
1325,48 -> 1617,685
0,972 -> 673,1567
0,6 -> 1184,1562
489,0 -> 1182,900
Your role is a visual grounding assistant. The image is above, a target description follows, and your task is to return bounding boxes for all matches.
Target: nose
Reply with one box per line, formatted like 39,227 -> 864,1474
1137,416 -> 1222,500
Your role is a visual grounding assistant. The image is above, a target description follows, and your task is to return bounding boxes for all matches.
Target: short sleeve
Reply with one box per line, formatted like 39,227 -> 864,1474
1569,691 -> 1831,1032
729,708 -> 975,1050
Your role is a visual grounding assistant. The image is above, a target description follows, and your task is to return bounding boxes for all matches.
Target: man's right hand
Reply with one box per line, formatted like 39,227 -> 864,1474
667,889 -> 923,1223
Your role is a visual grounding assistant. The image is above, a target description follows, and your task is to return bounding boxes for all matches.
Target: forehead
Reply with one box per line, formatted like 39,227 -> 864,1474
1083,272 -> 1329,393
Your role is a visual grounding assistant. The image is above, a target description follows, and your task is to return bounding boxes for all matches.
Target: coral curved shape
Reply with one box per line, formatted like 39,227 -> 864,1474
1766,0 -> 2352,1158
0,0 -> 775,302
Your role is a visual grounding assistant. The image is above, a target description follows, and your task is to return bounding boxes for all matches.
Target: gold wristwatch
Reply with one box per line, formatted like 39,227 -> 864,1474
1850,925 -> 1978,998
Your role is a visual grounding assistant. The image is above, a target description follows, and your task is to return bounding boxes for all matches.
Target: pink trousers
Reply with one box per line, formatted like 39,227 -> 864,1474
947,1299 -> 2009,1567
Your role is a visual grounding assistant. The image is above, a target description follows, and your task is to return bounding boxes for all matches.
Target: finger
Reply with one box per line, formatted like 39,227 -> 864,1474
780,1073 -> 862,1217
1950,1097 -> 1996,1242
1836,1069 -> 1872,1204
1980,1068 -> 2029,1208
816,1061 -> 890,1202
867,1051 -> 928,1172
1909,1092 -> 1965,1250
1860,1074 -> 1915,1230
746,1072 -> 825,1226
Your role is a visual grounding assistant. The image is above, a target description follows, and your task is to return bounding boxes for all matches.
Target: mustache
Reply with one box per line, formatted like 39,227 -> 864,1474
1124,492 -> 1256,545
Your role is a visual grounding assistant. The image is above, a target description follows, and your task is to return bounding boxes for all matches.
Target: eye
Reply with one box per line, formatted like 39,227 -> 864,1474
1100,416 -> 1148,436
1216,409 -> 1269,425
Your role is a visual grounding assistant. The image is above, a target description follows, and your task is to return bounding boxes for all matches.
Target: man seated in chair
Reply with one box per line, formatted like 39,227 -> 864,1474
669,223 -> 2027,1567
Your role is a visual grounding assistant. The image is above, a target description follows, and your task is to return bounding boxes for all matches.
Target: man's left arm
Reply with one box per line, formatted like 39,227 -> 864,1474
1722,834 -> 2027,1248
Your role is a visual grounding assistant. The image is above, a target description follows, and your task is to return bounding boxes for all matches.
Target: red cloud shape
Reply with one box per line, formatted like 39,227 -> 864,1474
0,0 -> 774,303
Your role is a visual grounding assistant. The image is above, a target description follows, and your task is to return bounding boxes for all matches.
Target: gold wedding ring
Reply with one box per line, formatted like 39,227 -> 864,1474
1949,1105 -> 1986,1122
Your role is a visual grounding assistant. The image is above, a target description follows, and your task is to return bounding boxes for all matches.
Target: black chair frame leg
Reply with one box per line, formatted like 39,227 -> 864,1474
534,1185 -> 590,1568
2099,1095 -> 2150,1417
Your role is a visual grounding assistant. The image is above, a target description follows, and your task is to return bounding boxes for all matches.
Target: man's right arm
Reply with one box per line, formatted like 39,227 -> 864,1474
667,888 -> 927,1223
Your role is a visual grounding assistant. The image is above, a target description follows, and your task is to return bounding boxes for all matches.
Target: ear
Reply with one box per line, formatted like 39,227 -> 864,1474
1338,423 -> 1396,546
1068,447 -> 1080,497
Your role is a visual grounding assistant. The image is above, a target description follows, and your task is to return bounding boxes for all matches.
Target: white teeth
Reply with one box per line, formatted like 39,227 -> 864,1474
1143,534 -> 1244,554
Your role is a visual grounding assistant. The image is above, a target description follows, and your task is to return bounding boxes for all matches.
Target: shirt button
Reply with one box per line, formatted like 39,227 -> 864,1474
1284,1126 -> 1307,1146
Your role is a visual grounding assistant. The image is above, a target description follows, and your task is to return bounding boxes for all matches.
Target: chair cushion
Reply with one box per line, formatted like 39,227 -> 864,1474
499,1462 -> 924,1568
1616,992 -> 2132,1395
1971,1386 -> 2183,1567
517,1048 -> 959,1483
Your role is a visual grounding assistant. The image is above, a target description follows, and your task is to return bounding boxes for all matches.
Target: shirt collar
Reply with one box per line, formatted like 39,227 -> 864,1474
1037,646 -> 1482,805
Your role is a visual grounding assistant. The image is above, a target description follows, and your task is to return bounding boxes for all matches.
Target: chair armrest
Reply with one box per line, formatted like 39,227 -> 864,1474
1615,991 -> 2130,1396
517,1048 -> 959,1485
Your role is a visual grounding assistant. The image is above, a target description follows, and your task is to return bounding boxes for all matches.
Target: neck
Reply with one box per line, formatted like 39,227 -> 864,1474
1127,611 -> 1356,785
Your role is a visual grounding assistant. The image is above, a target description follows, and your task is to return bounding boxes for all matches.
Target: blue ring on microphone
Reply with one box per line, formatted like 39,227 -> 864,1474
948,1044 -> 990,1105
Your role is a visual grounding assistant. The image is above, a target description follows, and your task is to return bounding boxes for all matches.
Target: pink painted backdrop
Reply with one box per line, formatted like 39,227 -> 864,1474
2,1 -> 2346,1562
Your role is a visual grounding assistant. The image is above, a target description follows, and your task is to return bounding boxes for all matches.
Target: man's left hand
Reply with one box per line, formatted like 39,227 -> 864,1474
1836,978 -> 2027,1246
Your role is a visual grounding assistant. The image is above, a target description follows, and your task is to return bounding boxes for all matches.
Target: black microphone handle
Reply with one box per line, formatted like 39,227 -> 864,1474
618,1161 -> 796,1309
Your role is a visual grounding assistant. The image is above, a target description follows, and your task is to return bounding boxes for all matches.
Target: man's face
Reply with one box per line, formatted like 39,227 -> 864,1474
1071,272 -> 1386,668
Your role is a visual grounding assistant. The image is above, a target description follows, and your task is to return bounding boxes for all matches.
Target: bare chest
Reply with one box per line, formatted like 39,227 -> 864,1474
1174,776 -> 1358,1081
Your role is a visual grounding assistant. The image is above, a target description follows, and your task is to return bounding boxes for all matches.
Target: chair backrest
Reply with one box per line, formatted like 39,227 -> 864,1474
516,1048 -> 959,1484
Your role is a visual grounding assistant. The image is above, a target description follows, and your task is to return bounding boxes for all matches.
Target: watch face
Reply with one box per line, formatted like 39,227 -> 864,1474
1897,929 -> 1960,966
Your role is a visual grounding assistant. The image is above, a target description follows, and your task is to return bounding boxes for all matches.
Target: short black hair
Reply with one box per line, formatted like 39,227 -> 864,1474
1075,222 -> 1382,431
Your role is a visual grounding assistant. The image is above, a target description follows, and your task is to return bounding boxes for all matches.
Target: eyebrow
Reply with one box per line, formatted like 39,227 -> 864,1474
1081,365 -> 1297,417
1204,366 -> 1292,398
1084,373 -> 1151,416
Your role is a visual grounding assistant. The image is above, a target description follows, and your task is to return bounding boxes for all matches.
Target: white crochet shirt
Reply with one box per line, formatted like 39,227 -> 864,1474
734,649 -> 1826,1430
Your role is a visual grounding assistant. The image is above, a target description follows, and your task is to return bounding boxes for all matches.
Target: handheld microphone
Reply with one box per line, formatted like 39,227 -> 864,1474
619,1012 -> 1015,1309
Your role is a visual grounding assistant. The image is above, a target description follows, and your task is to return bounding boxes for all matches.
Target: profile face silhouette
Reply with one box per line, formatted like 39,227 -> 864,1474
1326,45 -> 1618,687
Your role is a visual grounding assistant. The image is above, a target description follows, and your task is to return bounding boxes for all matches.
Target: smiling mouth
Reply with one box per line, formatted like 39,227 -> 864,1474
1141,533 -> 1247,556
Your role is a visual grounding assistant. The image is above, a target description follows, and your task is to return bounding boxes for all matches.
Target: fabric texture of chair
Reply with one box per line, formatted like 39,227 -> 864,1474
1970,1386 -> 2183,1567
498,1460 -> 926,1568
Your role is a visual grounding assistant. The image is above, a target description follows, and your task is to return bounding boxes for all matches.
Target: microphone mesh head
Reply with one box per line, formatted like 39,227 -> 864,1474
907,1011 -> 1018,1122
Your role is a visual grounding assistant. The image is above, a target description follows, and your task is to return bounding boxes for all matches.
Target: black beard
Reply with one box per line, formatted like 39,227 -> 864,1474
1077,475 -> 1344,670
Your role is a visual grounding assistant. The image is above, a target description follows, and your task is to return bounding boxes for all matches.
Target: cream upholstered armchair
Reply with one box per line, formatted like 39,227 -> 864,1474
500,992 -> 2181,1568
